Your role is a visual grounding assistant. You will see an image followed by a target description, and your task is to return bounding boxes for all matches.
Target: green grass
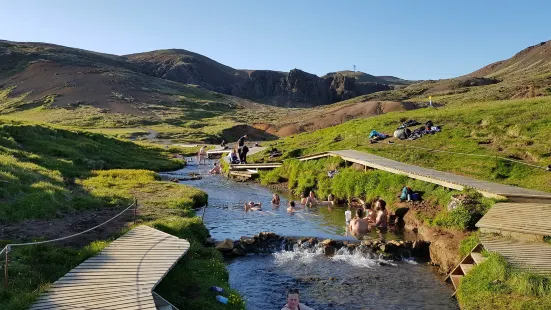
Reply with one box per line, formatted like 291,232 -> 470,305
0,85 -> 286,143
254,96 -> 551,193
0,167 -> 244,309
459,232 -> 481,257
258,157 -> 493,229
458,253 -> 551,310
0,121 -> 185,221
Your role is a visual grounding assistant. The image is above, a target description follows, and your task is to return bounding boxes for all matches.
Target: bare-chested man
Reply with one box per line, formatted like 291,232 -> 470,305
348,208 -> 370,236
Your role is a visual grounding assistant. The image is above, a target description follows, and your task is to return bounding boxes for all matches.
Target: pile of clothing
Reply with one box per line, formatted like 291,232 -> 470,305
393,119 -> 441,140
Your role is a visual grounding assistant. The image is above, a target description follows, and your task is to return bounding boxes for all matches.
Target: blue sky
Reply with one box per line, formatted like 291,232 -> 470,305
1,0 -> 549,80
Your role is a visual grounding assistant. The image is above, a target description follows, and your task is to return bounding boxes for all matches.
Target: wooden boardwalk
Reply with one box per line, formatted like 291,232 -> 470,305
30,226 -> 189,310
309,150 -> 551,202
476,203 -> 551,236
480,235 -> 551,275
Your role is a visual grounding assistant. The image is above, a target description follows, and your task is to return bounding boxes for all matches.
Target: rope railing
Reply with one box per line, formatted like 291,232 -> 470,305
1,199 -> 138,288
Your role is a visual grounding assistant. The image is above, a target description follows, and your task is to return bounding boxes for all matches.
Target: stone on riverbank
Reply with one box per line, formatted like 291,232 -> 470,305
215,239 -> 234,252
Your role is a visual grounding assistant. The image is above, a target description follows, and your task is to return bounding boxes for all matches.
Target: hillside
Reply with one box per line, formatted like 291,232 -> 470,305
254,96 -> 551,193
0,41 -> 290,142
360,40 -> 551,104
323,71 -> 414,86
128,50 -> 395,107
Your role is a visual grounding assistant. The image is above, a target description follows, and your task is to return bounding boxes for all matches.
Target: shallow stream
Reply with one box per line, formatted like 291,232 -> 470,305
168,163 -> 458,309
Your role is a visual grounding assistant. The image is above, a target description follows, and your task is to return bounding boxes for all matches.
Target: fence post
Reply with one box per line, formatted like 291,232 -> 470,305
133,199 -> 138,224
4,245 -> 9,289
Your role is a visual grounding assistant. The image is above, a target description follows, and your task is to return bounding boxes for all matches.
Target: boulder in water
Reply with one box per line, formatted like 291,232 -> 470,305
323,245 -> 336,256
232,247 -> 247,256
215,239 -> 234,252
240,236 -> 255,245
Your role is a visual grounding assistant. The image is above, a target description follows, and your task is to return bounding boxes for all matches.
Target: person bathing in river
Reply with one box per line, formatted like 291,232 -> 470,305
272,194 -> 281,206
282,288 -> 314,310
349,208 -> 370,236
375,199 -> 389,229
287,200 -> 298,212
364,201 -> 377,224
209,162 -> 221,174
244,201 -> 262,211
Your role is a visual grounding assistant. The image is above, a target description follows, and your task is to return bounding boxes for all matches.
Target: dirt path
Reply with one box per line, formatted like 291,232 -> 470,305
0,207 -> 134,248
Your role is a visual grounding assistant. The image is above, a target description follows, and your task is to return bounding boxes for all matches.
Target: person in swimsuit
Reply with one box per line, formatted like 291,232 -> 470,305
244,201 -> 262,212
281,288 -> 314,310
197,145 -> 207,165
364,200 -> 377,224
209,162 -> 221,174
287,200 -> 297,212
272,194 -> 281,206
348,208 -> 370,237
375,199 -> 388,229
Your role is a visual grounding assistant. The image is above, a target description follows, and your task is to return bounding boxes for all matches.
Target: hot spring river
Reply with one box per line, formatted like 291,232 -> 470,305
166,163 -> 458,310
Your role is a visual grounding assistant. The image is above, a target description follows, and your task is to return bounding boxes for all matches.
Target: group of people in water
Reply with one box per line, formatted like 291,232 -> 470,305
243,190 -> 391,236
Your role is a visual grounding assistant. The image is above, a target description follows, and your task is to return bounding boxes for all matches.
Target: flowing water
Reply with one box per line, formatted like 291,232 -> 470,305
168,162 -> 458,310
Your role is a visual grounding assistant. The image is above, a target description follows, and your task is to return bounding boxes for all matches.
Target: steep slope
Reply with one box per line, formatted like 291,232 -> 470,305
468,40 -> 551,79
126,49 -> 249,94
127,51 -> 394,107
363,40 -> 551,103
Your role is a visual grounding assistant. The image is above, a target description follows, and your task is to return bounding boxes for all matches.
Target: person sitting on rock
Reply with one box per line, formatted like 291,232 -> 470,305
281,288 -> 314,310
244,201 -> 262,212
348,208 -> 370,237
272,194 -> 281,206
209,162 -> 221,174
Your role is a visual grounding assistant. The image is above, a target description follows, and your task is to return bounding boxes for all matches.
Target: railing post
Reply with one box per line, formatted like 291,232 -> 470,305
4,245 -> 9,289
133,199 -> 138,224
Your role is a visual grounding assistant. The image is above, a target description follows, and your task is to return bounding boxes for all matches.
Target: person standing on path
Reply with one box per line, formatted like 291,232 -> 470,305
236,134 -> 248,163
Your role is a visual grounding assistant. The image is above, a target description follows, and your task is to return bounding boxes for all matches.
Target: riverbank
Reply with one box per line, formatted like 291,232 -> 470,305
0,122 -> 245,309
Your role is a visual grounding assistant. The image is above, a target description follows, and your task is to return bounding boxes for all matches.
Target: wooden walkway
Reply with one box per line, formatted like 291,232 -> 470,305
300,150 -> 551,202
480,235 -> 551,275
476,203 -> 551,236
30,226 -> 189,310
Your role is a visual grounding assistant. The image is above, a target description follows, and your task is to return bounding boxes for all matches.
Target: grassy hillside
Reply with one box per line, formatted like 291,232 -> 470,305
362,40 -> 551,105
0,41 -> 287,142
254,96 -> 551,192
0,123 -> 246,309
0,120 -> 185,221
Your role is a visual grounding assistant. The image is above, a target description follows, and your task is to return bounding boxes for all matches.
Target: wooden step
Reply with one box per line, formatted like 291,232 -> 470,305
460,263 -> 475,274
471,252 -> 487,265
450,274 -> 463,290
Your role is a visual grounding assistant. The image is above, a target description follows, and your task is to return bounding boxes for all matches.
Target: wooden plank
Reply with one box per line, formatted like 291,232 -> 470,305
481,235 -> 551,274
450,275 -> 463,289
460,263 -> 475,274
471,253 -> 487,265
30,225 -> 189,310
327,150 -> 551,201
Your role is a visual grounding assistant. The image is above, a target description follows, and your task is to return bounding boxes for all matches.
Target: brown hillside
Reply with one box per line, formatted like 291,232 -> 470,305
468,40 -> 551,78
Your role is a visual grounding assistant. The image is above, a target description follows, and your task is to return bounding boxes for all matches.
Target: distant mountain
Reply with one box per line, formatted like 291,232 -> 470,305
128,52 -> 394,107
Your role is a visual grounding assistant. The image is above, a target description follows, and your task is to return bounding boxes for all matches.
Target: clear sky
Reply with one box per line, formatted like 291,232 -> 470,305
1,0 -> 550,80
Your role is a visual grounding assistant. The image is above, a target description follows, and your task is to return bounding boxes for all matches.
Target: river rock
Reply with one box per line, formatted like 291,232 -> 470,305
321,239 -> 336,246
259,232 -> 278,240
240,236 -> 255,245
323,245 -> 336,256
361,240 -> 373,247
215,239 -> 234,252
232,247 -> 247,256
205,237 -> 216,246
